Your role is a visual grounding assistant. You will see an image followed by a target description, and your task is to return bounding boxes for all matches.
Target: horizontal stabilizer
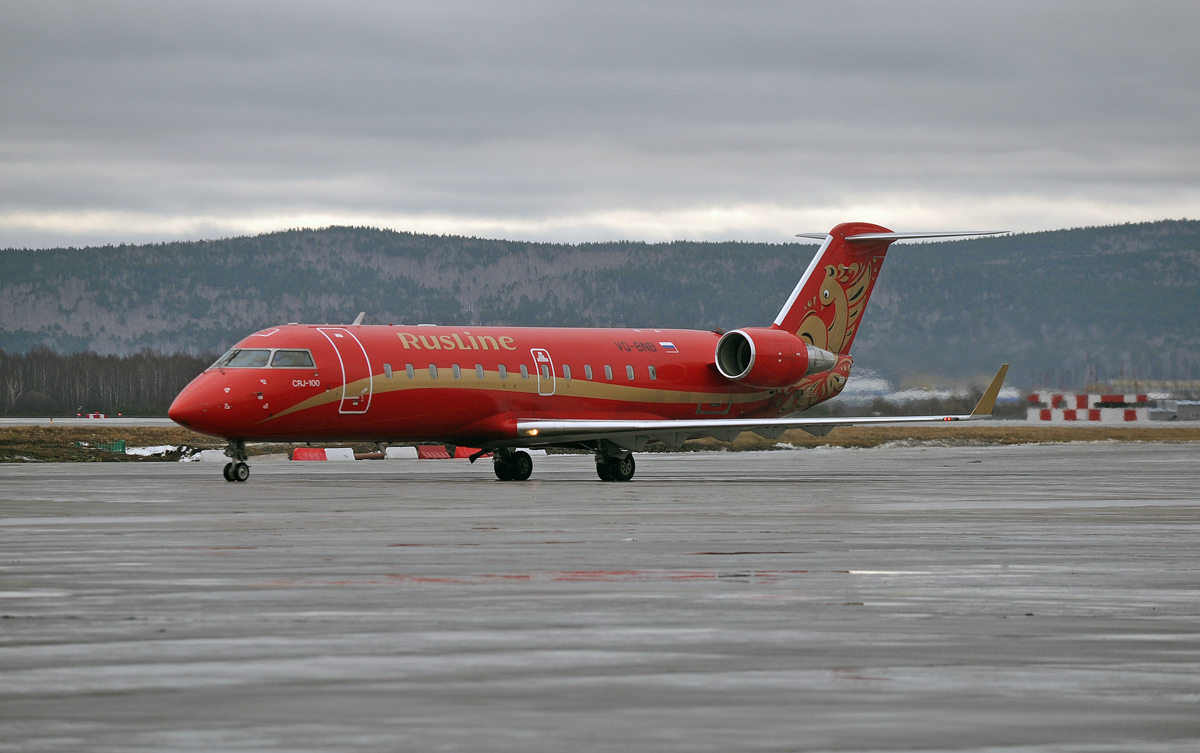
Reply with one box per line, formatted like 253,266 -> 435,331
796,231 -> 1005,242
846,231 -> 1006,242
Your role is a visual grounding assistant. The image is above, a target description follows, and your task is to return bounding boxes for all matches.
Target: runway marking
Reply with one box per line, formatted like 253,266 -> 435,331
690,551 -> 805,555
247,569 -> 847,588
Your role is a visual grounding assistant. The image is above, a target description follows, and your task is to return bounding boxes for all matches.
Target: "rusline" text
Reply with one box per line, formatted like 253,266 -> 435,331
397,331 -> 517,351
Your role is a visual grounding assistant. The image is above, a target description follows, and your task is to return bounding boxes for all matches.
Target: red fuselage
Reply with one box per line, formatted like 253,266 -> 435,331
168,324 -> 852,445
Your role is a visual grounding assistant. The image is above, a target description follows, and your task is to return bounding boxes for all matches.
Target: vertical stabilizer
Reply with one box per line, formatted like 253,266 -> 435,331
772,222 -> 895,355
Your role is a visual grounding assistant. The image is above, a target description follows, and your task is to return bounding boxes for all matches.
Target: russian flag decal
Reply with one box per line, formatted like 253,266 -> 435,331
659,341 -> 678,353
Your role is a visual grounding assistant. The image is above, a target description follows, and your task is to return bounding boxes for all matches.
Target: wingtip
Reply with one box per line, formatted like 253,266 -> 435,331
970,364 -> 1010,417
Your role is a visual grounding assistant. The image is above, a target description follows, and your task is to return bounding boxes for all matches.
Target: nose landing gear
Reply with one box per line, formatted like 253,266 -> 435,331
223,461 -> 250,482
221,439 -> 250,482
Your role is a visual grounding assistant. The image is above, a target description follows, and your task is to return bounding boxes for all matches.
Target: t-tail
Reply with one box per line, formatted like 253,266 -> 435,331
772,223 -> 1003,354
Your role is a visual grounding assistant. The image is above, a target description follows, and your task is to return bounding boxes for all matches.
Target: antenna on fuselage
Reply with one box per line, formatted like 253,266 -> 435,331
351,311 -> 365,326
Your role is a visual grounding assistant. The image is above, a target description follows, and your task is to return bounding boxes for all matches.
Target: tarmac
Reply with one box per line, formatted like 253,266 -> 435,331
1,443 -> 1198,752
0,418 -> 180,427
0,416 -> 1192,429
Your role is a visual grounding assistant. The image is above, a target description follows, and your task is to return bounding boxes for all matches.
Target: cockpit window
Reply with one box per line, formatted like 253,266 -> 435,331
210,347 -> 315,370
211,349 -> 236,369
271,349 -> 316,368
215,349 -> 271,368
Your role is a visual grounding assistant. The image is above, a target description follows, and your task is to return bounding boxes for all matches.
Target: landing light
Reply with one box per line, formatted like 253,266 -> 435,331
526,429 -> 539,436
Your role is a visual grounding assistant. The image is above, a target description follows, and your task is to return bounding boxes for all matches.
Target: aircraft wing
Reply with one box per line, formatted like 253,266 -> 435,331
510,365 -> 1008,451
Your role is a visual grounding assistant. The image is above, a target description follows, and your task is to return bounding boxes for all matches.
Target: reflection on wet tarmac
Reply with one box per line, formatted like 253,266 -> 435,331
1,443 -> 1199,751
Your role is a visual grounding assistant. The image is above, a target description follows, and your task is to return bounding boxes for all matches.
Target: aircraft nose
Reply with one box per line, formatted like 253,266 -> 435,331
168,375 -> 218,431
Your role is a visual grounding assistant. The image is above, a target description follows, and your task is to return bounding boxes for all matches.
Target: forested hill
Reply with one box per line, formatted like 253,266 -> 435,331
2,220 -> 1197,387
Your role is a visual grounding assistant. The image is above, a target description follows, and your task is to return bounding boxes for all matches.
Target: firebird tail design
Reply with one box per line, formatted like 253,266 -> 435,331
772,222 -> 893,354
773,224 -> 1002,354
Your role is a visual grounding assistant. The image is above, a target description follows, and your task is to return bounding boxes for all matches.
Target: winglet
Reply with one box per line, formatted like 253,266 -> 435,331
970,364 -> 1009,417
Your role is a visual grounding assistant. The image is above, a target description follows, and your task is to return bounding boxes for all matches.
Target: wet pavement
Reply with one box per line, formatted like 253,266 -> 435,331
1,443 -> 1198,752
0,418 -> 178,428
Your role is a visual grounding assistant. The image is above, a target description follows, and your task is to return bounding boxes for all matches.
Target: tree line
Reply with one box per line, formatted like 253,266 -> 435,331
0,348 -> 215,416
6,220 -> 1199,386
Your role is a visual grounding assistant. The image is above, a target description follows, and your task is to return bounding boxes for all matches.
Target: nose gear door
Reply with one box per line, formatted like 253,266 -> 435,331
530,348 -> 555,396
317,327 -> 373,414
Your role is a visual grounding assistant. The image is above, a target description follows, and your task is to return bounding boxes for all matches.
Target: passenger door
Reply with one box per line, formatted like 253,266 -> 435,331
530,348 -> 555,396
317,328 -> 373,414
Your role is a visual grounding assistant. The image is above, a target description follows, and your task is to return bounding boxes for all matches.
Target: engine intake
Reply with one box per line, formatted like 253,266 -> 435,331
714,328 -> 837,389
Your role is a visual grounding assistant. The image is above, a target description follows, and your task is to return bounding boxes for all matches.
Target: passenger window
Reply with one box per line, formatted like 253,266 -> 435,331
563,364 -> 571,380
520,365 -> 529,379
540,364 -> 550,379
475,364 -> 484,379
271,349 -> 316,368
453,364 -> 461,379
584,365 -> 593,380
604,365 -> 613,380
648,365 -> 657,380
384,363 -> 393,379
429,364 -> 438,379
499,364 -> 508,379
626,365 -> 635,380
224,349 -> 271,368
406,363 -> 415,379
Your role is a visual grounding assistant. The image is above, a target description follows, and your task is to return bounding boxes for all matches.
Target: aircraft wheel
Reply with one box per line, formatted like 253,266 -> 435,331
232,462 -> 250,482
509,451 -> 534,481
223,462 -> 236,482
606,454 -> 635,482
595,459 -> 613,481
493,455 -> 514,481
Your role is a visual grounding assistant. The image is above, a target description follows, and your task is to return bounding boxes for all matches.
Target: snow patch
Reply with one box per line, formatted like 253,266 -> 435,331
125,445 -> 180,457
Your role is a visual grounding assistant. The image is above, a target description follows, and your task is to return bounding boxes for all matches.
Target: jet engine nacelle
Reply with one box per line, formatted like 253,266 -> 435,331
714,328 -> 838,389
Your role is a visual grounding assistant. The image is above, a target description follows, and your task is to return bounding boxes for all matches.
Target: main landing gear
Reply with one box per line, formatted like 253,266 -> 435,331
221,439 -> 250,483
595,452 -> 635,482
493,449 -> 534,481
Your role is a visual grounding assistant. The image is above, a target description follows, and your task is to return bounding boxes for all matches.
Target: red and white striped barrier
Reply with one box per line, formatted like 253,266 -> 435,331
1028,407 -> 1151,422
292,447 -> 357,461
290,445 -> 499,460
1032,407 -> 1152,419
417,445 -> 453,459
287,446 -> 538,460
1027,392 -> 1155,422
453,446 -> 490,459
1027,393 -> 1148,409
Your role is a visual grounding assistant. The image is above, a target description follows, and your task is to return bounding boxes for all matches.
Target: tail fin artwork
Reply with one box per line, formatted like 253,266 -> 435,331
772,223 -> 1003,354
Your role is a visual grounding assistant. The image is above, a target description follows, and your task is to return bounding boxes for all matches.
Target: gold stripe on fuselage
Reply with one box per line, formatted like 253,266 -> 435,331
259,367 -> 776,424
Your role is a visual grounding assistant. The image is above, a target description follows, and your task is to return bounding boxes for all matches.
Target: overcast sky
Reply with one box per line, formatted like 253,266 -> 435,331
1,1 -> 1197,248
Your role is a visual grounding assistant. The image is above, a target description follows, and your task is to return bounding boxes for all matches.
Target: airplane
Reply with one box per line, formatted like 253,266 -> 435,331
168,222 -> 1009,483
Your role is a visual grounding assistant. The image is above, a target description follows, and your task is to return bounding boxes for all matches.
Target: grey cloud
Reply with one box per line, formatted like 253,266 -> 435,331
1,1 -> 1198,247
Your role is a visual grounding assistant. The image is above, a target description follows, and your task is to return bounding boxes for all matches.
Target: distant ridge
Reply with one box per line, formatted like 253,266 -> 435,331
2,220 -> 1197,387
